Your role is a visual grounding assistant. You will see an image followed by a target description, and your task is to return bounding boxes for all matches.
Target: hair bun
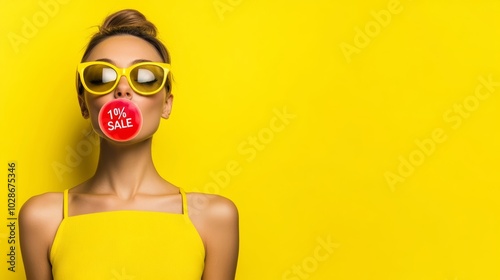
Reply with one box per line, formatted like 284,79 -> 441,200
100,9 -> 157,37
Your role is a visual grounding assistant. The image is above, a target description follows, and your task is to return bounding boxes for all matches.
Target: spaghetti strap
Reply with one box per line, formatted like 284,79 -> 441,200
63,189 -> 69,218
179,188 -> 188,215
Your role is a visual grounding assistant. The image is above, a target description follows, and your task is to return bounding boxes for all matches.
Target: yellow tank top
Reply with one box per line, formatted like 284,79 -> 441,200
50,188 -> 205,279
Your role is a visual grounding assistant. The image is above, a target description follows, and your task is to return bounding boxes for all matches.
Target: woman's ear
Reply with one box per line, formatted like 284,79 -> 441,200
78,94 -> 89,119
161,94 -> 174,119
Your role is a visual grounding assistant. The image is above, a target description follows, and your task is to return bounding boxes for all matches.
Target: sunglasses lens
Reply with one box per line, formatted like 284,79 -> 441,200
83,64 -> 117,93
130,64 -> 165,94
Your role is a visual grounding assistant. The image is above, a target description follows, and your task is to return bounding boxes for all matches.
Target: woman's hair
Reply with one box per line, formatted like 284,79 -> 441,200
76,9 -> 172,95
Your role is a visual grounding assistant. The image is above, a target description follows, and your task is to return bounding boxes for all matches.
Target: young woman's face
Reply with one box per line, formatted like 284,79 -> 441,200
79,35 -> 172,143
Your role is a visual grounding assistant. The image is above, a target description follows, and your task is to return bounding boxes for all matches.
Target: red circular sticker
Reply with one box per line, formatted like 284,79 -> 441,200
98,99 -> 143,142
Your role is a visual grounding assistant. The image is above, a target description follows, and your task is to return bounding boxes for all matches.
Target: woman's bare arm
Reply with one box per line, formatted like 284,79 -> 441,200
189,194 -> 239,280
19,193 -> 62,280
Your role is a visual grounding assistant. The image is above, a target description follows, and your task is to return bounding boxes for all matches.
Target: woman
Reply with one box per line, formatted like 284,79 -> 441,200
19,9 -> 239,280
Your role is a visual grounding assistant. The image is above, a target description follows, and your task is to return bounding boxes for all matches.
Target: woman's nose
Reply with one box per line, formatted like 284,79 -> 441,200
114,76 -> 133,99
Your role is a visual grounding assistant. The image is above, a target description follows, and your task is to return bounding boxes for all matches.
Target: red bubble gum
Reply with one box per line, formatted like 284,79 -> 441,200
98,99 -> 143,142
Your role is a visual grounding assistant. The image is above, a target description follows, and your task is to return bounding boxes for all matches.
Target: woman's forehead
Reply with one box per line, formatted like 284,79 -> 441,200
86,35 -> 163,66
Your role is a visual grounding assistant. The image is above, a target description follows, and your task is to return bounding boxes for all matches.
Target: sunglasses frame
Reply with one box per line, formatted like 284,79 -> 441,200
77,61 -> 171,95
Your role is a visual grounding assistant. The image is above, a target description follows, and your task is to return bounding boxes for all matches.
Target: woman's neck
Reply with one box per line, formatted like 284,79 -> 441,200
89,136 -> 164,199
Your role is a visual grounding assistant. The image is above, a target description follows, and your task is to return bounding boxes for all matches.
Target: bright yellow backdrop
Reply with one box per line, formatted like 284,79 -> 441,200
1,0 -> 500,279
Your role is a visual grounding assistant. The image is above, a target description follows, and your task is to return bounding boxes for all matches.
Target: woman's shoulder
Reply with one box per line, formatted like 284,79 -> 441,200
19,191 -> 64,224
184,191 -> 239,272
184,192 -> 239,238
19,191 -> 65,272
185,192 -> 238,220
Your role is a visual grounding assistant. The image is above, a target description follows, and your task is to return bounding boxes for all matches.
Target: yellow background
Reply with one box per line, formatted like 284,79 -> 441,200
1,0 -> 500,279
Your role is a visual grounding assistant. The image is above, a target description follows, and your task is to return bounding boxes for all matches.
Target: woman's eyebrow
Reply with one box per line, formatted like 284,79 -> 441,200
96,58 -> 114,63
132,59 -> 153,63
92,58 -> 154,65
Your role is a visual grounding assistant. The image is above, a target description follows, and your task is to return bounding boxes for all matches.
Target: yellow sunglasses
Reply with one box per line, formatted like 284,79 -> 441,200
77,61 -> 170,95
